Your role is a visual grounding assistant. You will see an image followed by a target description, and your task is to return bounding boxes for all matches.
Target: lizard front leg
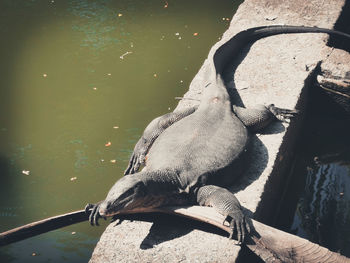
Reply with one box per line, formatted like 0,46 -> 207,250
196,185 -> 250,243
125,106 -> 198,175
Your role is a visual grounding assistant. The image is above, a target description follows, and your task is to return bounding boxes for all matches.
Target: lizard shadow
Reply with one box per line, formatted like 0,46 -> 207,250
139,215 -> 195,250
220,42 -> 290,203
113,212 -> 235,250
136,209 -> 262,250
135,212 -> 256,250
222,44 -> 288,136
223,42 -> 258,108
229,135 -> 269,219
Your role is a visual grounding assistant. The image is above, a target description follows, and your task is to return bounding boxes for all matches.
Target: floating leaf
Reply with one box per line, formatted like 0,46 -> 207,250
22,170 -> 30,176
120,51 -> 132,60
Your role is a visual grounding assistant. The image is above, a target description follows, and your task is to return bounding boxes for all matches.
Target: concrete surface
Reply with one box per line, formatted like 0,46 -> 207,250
90,0 -> 347,262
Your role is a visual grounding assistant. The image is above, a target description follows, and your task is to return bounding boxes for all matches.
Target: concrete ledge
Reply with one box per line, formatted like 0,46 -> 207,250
317,49 -> 350,113
90,0 -> 346,262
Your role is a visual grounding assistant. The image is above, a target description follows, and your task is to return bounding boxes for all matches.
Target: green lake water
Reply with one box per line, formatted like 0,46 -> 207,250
0,0 -> 241,262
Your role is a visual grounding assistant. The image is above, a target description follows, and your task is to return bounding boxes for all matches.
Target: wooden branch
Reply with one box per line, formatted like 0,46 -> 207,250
0,210 -> 89,246
1,206 -> 349,263
151,206 -> 350,263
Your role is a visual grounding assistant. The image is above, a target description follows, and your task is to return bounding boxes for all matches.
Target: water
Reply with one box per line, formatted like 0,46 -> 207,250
291,160 -> 350,256
0,0 -> 241,262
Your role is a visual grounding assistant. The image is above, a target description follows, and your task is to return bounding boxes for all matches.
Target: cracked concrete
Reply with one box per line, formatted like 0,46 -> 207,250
89,0 -> 347,262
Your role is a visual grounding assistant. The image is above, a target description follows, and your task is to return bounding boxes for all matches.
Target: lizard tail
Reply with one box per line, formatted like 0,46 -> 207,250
212,25 -> 350,76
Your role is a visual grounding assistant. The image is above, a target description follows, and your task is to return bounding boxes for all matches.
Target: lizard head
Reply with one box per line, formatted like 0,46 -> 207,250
98,175 -> 147,217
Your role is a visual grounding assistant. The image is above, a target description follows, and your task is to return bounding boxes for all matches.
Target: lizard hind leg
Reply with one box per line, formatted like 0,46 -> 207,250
232,104 -> 298,133
124,106 -> 198,175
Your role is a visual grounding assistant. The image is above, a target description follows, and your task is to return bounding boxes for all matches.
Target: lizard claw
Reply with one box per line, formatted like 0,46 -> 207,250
224,212 -> 250,244
86,202 -> 102,226
124,136 -> 150,175
124,153 -> 135,175
267,104 -> 299,122
124,149 -> 146,175
85,203 -> 93,214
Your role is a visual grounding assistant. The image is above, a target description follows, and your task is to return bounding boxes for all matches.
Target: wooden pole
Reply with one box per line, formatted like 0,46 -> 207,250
0,210 -> 88,246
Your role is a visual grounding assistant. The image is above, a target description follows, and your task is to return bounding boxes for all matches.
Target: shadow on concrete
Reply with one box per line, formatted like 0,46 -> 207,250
139,218 -> 193,250
137,213 -> 263,261
229,136 -> 268,218
260,121 -> 286,135
224,44 -> 254,108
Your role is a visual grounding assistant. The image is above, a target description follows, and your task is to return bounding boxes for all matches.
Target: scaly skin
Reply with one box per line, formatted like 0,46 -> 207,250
86,25 -> 350,243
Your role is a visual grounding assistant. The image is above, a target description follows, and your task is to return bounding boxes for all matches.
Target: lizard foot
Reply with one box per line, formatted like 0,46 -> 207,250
267,104 -> 298,122
85,202 -> 105,226
124,151 -> 145,175
223,212 -> 251,244
124,135 -> 152,175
